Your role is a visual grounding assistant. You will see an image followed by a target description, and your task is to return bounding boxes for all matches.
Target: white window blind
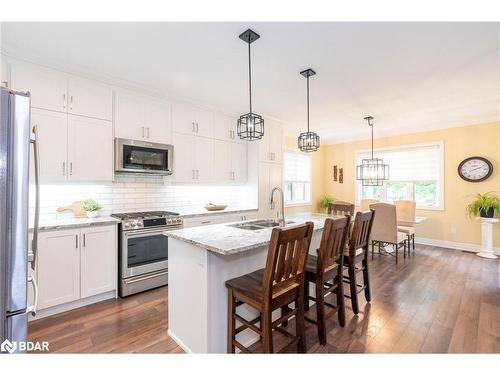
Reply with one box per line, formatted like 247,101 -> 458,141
284,152 -> 311,182
357,144 -> 441,182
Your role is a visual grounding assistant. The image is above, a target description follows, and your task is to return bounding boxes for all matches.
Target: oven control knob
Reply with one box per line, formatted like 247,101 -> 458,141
167,218 -> 172,224
124,222 -> 130,228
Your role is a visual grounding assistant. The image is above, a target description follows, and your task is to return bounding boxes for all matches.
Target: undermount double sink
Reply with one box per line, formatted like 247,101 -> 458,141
228,219 -> 295,231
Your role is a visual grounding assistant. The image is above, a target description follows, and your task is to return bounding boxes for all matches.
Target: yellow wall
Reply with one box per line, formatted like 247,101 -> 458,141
283,136 -> 326,214
286,122 -> 500,248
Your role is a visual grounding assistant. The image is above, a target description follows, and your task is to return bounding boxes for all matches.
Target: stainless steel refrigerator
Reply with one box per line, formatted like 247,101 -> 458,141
0,86 -> 40,353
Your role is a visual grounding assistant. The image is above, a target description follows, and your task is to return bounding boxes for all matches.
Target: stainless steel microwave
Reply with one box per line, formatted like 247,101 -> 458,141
115,138 -> 174,175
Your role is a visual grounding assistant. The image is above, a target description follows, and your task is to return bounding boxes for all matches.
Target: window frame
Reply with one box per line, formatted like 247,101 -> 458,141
354,141 -> 445,211
283,150 -> 313,207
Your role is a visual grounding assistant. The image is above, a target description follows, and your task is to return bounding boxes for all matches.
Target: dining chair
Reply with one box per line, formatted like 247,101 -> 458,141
369,203 -> 407,264
328,201 -> 355,216
302,216 -> 351,345
225,222 -> 314,353
395,200 -> 416,254
343,210 -> 375,315
360,199 -> 379,212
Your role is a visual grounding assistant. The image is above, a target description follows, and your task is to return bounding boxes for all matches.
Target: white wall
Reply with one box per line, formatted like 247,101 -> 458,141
29,175 -> 256,221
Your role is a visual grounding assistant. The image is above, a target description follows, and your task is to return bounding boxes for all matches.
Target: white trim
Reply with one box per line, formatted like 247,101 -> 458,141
415,236 -> 500,254
354,140 -> 445,210
167,329 -> 193,354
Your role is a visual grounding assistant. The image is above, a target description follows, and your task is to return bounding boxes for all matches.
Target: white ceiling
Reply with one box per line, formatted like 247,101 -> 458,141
2,22 -> 499,143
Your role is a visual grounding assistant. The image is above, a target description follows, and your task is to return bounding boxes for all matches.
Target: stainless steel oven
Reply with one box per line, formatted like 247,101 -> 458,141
115,138 -> 173,175
112,211 -> 182,297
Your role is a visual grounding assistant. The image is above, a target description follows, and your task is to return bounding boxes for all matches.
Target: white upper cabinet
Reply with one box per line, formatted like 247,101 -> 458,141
10,61 -> 112,120
67,115 -> 113,182
144,98 -> 171,144
214,113 -> 240,142
171,133 -> 214,182
231,142 -> 247,183
114,89 -> 171,144
213,140 -> 232,182
1,59 -> 10,87
11,61 -> 68,113
258,163 -> 283,219
67,76 -> 112,121
258,119 -> 283,164
172,102 -> 214,138
194,137 -> 214,181
31,109 -> 68,183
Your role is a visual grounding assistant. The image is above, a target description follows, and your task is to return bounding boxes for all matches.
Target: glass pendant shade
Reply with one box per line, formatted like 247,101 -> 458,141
356,116 -> 390,186
298,131 -> 320,152
237,112 -> 264,141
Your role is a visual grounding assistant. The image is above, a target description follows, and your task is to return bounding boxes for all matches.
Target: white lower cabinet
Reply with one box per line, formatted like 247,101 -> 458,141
80,226 -> 117,298
37,225 -> 117,311
38,229 -> 81,309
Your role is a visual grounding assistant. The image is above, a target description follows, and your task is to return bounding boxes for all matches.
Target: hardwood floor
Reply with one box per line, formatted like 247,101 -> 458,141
28,245 -> 499,353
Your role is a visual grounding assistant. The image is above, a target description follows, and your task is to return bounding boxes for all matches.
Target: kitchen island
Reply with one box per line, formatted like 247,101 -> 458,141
164,213 -> 330,353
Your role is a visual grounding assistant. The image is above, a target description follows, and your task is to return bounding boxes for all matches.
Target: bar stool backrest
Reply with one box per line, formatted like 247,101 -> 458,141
317,216 -> 351,276
262,222 -> 314,300
328,201 -> 355,216
348,210 -> 375,256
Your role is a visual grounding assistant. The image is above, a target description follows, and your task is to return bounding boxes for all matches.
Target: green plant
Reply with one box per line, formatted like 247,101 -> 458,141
466,192 -> 500,218
82,199 -> 102,212
319,194 -> 335,212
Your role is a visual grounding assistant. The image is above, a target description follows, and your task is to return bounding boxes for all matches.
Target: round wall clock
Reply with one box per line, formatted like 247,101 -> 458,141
458,156 -> 493,182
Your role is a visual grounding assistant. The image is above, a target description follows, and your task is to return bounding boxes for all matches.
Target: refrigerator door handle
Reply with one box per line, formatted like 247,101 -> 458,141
26,275 -> 38,317
29,125 -> 40,266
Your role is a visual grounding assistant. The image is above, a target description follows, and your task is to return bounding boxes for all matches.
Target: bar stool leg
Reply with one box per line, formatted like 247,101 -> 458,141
262,309 -> 273,353
227,289 -> 235,353
304,280 -> 310,311
281,305 -> 289,327
362,250 -> 371,302
336,273 -> 346,327
315,279 -> 327,345
295,289 -> 306,353
348,259 -> 359,314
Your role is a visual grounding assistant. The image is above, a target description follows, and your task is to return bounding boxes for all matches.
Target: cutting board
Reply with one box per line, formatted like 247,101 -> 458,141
57,201 -> 87,218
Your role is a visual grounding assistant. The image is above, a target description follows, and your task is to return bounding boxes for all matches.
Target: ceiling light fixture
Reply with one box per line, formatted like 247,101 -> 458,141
298,68 -> 320,152
237,29 -> 264,141
356,116 -> 390,186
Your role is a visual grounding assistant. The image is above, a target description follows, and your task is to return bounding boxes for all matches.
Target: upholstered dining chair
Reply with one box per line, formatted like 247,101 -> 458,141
395,200 -> 416,254
369,203 -> 407,264
360,199 -> 379,212
328,201 -> 355,216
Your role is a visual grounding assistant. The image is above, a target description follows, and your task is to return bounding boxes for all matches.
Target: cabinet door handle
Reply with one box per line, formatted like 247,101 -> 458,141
142,126 -> 145,138
75,234 -> 78,248
201,220 -> 211,225
195,123 -> 199,133
70,95 -> 73,110
83,234 -> 86,247
196,170 -> 199,179
62,161 -> 66,176
229,129 -> 232,139
192,122 -> 195,132
69,162 -> 73,176
63,94 -> 66,109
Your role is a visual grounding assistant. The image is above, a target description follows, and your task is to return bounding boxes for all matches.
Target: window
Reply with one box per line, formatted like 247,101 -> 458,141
356,142 -> 443,209
284,151 -> 311,206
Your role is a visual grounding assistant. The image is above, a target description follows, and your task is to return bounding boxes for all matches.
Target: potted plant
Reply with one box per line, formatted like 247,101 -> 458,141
319,194 -> 335,214
82,199 -> 102,218
466,192 -> 500,219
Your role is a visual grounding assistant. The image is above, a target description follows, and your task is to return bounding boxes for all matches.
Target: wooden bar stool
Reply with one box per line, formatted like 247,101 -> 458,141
225,222 -> 314,353
343,210 -> 375,314
328,201 -> 355,216
302,216 -> 351,345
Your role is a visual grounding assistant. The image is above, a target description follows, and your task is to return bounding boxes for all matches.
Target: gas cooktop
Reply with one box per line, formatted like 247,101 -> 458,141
111,210 -> 182,230
111,210 -> 179,220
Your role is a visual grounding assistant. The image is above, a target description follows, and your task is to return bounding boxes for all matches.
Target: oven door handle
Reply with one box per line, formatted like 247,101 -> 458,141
124,271 -> 168,285
123,226 -> 182,237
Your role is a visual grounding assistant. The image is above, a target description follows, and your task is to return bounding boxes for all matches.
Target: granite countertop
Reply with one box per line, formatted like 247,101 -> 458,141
31,217 -> 121,232
178,207 -> 258,219
165,213 -> 329,256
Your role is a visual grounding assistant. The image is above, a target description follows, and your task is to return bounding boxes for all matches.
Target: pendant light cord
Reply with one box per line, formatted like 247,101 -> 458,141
306,75 -> 310,132
371,121 -> 374,159
248,42 -> 252,114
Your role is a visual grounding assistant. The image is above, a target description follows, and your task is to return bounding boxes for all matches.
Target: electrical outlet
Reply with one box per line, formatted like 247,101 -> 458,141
450,227 -> 457,236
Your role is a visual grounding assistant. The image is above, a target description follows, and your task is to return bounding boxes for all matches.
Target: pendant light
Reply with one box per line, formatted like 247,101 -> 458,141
356,116 -> 390,186
298,68 -> 320,152
237,29 -> 264,141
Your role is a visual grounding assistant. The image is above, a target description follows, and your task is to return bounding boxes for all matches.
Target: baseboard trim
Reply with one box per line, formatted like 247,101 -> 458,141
415,237 -> 500,255
29,290 -> 117,321
167,329 -> 193,354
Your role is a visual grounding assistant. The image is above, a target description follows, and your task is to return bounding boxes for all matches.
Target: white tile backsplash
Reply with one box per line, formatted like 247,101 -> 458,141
29,175 -> 256,221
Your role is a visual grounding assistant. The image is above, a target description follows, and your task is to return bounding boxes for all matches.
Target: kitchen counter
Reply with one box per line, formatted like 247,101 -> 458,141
31,216 -> 120,232
166,213 -> 328,255
166,213 -> 329,353
176,207 -> 258,219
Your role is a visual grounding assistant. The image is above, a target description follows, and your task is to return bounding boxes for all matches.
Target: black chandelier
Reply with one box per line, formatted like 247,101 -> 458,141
298,68 -> 320,152
237,29 -> 264,141
356,116 -> 390,186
